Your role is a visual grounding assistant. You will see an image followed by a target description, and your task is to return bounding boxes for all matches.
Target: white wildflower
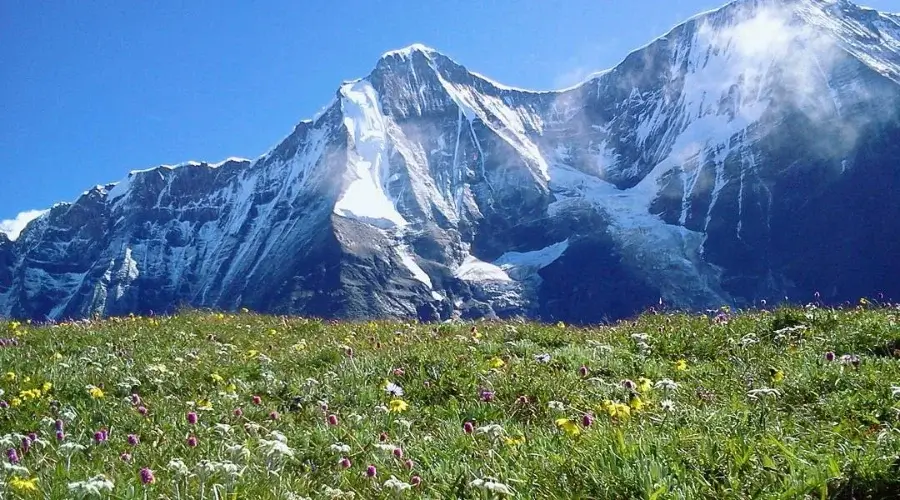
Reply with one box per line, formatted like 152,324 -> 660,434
2,462 -> 30,476
268,430 -> 288,443
168,459 -> 192,477
384,475 -> 413,491
747,388 -> 781,400
534,353 -> 551,363
470,478 -> 514,496
67,474 -> 114,497
259,439 -> 294,459
58,442 -> 87,455
385,382 -> 404,397
374,404 -> 389,413
396,418 -> 413,430
548,401 -> 565,411
322,485 -> 356,499
654,379 -> 678,391
630,333 -> 649,343
374,443 -> 397,453
225,444 -> 251,461
660,400 -> 676,412
214,423 -> 233,435
476,424 -> 505,438
329,443 -> 351,454
348,413 -> 365,423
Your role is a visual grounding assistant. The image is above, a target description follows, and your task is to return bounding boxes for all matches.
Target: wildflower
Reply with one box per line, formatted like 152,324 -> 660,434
637,377 -> 653,392
366,464 -> 377,478
7,447 -> 19,464
120,452 -> 132,462
476,424 -> 505,438
629,395 -> 645,412
139,467 -> 155,485
654,379 -> 678,391
384,475 -> 412,491
479,389 -> 495,402
68,474 -> 114,496
56,431 -> 64,441
131,393 -> 141,405
605,402 -> 631,420
463,421 -> 475,434
3,372 -> 15,382
579,365 -> 589,377
411,475 -> 422,486
339,457 -> 352,469
137,406 -> 148,416
674,359 -> 688,371
631,333 -> 649,343
404,458 -> 415,469
93,431 -> 105,444
470,478 -> 514,496
85,385 -> 104,399
891,386 -> 900,398
269,411 -> 280,420
233,407 -> 243,417
127,434 -> 139,446
660,399 -> 676,412
379,431 -> 389,442
392,367 -> 405,377
824,351 -> 836,362
747,388 -> 781,400
840,354 -> 861,367
503,434 -> 526,446
534,353 -> 551,363
8,476 -> 39,493
59,442 -> 86,454
555,418 -> 581,436
488,357 -> 505,369
384,381 -> 404,397
187,436 -> 198,447
582,414 -> 594,427
258,438 -> 294,459
622,379 -> 636,391
210,373 -> 224,384
186,411 -> 198,425
388,399 -> 409,413
330,443 -> 351,454
548,400 -> 565,411
392,447 -> 403,459
0,400 -> 7,409
769,368 -> 785,383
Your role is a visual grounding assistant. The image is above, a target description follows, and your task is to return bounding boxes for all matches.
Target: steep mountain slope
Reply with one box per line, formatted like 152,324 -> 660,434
2,0 -> 900,322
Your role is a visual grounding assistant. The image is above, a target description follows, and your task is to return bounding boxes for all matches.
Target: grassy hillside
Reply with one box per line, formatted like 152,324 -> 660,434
1,305 -> 899,499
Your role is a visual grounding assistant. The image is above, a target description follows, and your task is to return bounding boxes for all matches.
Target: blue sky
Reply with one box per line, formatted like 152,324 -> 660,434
0,0 -> 895,234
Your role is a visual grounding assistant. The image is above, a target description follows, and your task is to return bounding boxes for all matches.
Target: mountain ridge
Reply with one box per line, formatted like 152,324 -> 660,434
3,0 -> 900,322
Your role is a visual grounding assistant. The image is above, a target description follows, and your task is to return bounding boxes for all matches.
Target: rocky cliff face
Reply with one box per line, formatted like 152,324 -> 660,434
3,0 -> 900,323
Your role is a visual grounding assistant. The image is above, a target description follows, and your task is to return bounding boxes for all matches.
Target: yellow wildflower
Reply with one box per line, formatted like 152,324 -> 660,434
606,402 -> 631,420
11,397 -> 22,407
674,359 -> 688,371
225,383 -> 237,393
388,399 -> 409,413
9,476 -> 39,493
769,368 -> 785,383
503,435 -> 526,446
556,321 -> 566,329
268,329 -> 278,336
88,386 -> 104,399
246,349 -> 259,359
629,395 -> 645,412
52,352 -> 63,360
197,399 -> 213,410
637,377 -> 652,393
210,373 -> 225,384
41,382 -> 52,393
555,417 -> 581,436
292,340 -> 308,352
3,371 -> 16,382
488,357 -> 505,369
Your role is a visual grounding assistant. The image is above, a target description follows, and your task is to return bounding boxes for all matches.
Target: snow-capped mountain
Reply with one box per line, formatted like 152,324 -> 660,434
3,0 -> 900,323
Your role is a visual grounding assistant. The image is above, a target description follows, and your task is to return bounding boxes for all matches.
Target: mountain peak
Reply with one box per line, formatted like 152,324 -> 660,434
379,43 -> 440,60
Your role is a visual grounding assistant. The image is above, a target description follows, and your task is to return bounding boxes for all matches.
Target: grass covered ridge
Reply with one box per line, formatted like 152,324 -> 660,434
1,305 -> 900,499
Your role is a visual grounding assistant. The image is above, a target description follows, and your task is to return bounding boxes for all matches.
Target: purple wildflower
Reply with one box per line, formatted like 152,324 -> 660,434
582,414 -> 594,427
825,351 -> 836,362
393,447 -> 403,459
463,421 -> 474,434
365,464 -> 377,478
128,434 -> 139,446
233,407 -> 243,417
186,411 -> 198,425
479,389 -> 495,402
411,475 -> 422,486
187,435 -> 198,448
339,457 -> 351,469
7,447 -> 19,464
327,414 -> 339,426
56,431 -> 65,441
120,452 -> 132,463
140,467 -> 155,484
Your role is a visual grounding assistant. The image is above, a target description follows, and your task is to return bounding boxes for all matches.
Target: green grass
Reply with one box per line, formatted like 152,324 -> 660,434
1,305 -> 899,499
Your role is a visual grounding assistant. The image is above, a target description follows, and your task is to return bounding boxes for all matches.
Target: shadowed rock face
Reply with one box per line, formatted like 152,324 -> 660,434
3,0 -> 900,323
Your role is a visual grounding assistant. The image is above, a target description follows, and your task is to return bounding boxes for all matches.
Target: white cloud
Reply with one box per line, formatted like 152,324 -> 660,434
0,209 -> 48,241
